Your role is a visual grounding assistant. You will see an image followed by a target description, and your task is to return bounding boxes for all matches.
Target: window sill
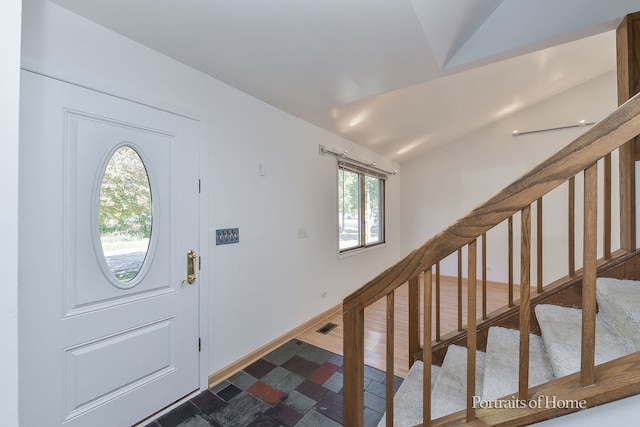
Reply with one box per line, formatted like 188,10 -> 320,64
338,242 -> 386,259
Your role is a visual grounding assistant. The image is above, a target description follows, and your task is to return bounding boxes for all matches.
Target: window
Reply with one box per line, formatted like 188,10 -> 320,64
98,145 -> 153,284
338,163 -> 385,252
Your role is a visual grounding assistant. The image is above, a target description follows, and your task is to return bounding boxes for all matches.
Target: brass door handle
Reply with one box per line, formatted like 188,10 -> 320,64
184,250 -> 197,284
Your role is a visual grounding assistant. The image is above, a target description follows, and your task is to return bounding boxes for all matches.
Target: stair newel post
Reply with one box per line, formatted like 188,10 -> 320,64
519,205 -> 531,402
581,163 -> 598,387
422,270 -> 432,426
386,291 -> 395,427
466,240 -> 477,422
408,276 -> 420,368
617,12 -> 638,253
343,304 -> 365,426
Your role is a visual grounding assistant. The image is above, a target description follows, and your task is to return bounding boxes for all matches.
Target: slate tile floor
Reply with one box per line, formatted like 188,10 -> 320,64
145,340 -> 402,427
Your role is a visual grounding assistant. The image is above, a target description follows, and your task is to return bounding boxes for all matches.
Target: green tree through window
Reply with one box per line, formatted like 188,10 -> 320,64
99,147 -> 152,238
338,165 -> 384,252
99,146 -> 152,282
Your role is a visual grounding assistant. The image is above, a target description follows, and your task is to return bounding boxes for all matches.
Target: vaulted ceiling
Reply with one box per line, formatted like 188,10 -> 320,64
50,0 -> 640,162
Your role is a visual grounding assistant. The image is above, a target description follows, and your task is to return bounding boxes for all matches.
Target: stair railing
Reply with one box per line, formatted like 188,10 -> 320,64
343,91 -> 640,426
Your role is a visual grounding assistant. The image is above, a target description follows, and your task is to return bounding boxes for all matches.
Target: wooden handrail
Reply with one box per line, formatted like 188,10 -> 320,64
343,92 -> 640,313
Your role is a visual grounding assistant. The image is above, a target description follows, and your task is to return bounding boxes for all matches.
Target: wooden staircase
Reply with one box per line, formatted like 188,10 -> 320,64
380,261 -> 640,426
342,88 -> 640,426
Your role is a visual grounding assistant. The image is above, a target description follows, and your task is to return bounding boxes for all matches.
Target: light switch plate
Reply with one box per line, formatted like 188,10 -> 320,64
216,228 -> 239,245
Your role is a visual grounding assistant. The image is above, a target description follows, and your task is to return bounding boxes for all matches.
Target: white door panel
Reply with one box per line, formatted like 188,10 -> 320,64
66,111 -> 173,314
19,71 -> 200,427
64,317 -> 174,419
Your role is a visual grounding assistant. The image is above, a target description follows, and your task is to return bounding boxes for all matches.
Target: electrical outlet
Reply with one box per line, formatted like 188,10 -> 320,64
321,292 -> 327,299
216,228 -> 239,245
297,227 -> 308,238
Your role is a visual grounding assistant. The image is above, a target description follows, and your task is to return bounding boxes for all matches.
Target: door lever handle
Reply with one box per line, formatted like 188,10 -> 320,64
183,250 -> 197,284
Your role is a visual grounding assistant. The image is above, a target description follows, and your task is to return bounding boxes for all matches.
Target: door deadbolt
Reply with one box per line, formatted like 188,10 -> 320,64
184,250 -> 197,284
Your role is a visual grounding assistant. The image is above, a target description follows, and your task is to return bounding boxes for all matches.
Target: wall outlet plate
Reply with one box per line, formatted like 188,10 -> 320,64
216,228 -> 239,245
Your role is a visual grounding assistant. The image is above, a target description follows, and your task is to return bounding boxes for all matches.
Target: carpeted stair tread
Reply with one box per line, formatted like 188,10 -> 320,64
376,361 -> 441,427
535,304 -> 633,378
432,362 -> 441,386
596,277 -> 640,351
431,344 -> 486,420
481,326 -> 555,401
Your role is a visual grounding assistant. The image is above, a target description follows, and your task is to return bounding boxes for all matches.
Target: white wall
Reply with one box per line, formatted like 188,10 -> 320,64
535,394 -> 640,426
400,72 -> 619,285
20,0 -> 401,376
0,1 -> 21,425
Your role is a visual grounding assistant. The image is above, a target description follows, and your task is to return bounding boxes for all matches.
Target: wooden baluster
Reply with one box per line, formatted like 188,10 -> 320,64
467,240 -> 477,422
343,304 -> 365,426
537,197 -> 543,294
582,164 -> 598,387
458,248 -> 463,332
619,139 -> 637,251
386,292 -> 395,427
482,233 -> 487,320
519,206 -> 531,401
436,262 -> 441,342
569,177 -> 576,277
604,153 -> 612,259
422,270 -> 432,426
408,276 -> 420,368
508,216 -> 514,307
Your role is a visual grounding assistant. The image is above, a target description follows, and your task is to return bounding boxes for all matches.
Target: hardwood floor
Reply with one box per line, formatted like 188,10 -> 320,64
296,276 -> 522,378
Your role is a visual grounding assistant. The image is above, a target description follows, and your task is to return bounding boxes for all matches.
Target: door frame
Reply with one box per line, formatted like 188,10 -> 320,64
20,67 -> 211,411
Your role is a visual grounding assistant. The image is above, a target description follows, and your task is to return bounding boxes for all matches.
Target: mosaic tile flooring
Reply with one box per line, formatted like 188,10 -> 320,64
144,339 -> 402,426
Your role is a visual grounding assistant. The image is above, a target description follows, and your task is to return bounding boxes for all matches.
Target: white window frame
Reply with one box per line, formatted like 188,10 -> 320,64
338,161 -> 386,253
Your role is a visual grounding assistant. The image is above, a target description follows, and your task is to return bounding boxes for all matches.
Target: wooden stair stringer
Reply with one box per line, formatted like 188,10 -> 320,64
426,350 -> 640,427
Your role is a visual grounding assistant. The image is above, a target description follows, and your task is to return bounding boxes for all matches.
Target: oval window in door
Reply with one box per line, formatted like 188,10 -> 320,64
98,146 -> 152,283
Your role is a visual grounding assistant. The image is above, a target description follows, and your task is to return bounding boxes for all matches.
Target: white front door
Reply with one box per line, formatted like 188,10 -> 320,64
19,71 -> 201,426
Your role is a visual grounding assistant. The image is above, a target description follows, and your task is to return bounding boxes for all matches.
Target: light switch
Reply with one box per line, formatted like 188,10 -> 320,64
216,228 -> 239,245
